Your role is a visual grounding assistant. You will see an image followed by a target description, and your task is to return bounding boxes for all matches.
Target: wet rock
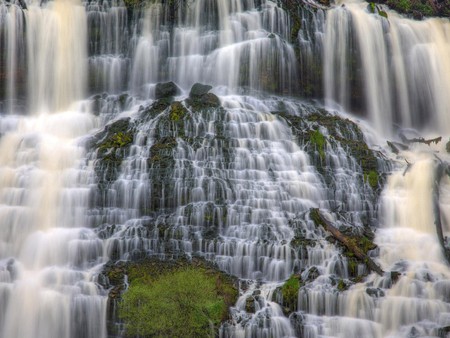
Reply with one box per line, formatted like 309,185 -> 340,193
201,93 -> 221,107
437,325 -> 450,337
366,287 -> 385,298
304,266 -> 320,282
189,83 -> 212,98
155,81 -> 181,99
245,297 -> 255,313
89,118 -> 135,190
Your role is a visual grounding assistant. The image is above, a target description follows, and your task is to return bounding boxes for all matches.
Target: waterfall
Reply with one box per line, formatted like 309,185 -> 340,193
0,1 -> 104,337
322,0 -> 450,134
0,0 -> 449,337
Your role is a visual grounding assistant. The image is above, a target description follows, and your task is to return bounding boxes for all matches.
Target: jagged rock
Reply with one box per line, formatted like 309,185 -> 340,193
155,81 -> 181,99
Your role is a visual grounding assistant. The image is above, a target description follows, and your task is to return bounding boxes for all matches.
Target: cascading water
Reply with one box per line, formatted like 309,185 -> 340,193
323,0 -> 450,133
0,0 -> 450,337
0,0 -> 105,337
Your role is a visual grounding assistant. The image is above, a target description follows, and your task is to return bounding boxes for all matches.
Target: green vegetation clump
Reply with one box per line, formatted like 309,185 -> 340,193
169,101 -> 187,121
310,129 -> 326,160
281,274 -> 301,313
99,131 -> 133,150
337,279 -> 347,291
119,264 -> 237,338
364,170 -> 379,189
386,0 -> 436,17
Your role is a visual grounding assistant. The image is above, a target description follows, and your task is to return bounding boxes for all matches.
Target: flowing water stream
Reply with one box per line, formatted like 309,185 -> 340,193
0,0 -> 449,337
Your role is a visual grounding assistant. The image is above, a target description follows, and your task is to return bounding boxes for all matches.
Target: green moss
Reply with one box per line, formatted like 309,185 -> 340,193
347,258 -> 358,276
169,101 -> 187,122
369,2 -> 376,13
310,129 -> 326,160
386,0 -> 437,17
364,170 -> 379,189
390,0 -> 411,12
378,10 -> 388,18
337,279 -> 347,291
99,131 -> 133,150
281,275 -> 301,313
149,136 -> 177,164
120,259 -> 237,338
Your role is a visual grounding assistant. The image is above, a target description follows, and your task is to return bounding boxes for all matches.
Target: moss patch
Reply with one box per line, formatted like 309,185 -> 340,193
169,101 -> 187,122
118,257 -> 238,338
99,131 -> 133,150
310,129 -> 326,160
364,170 -> 379,189
91,118 -> 135,188
281,274 -> 302,314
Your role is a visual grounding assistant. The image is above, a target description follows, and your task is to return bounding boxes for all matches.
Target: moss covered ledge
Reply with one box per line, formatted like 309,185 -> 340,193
102,257 -> 239,338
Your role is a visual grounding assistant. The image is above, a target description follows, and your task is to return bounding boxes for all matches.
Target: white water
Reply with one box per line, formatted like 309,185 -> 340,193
0,0 -> 105,337
323,0 -> 450,134
0,0 -> 450,337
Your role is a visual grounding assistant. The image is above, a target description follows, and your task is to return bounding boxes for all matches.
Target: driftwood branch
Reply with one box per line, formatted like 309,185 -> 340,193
399,134 -> 442,146
310,208 -> 384,276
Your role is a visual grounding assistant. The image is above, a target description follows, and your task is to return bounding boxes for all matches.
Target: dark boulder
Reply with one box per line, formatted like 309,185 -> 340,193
155,82 -> 181,99
189,83 -> 212,98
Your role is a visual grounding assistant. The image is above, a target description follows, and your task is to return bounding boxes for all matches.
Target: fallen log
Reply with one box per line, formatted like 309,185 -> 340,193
310,208 -> 384,276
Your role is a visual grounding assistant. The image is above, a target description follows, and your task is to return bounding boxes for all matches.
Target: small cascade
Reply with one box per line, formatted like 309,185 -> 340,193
321,0 -> 450,134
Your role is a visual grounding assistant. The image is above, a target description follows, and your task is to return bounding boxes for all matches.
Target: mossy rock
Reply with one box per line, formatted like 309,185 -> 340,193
309,129 -> 326,160
117,257 -> 238,337
169,101 -> 187,121
281,110 -> 382,190
140,97 -> 172,120
91,118 -> 135,188
280,274 -> 302,314
186,92 -> 221,110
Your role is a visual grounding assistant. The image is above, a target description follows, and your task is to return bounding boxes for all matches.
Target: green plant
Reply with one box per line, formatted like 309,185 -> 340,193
364,170 -> 379,189
119,267 -> 230,337
310,129 -> 326,160
281,275 -> 301,310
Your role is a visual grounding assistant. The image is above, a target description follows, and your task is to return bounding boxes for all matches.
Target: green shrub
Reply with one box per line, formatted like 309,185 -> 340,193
119,267 -> 230,337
